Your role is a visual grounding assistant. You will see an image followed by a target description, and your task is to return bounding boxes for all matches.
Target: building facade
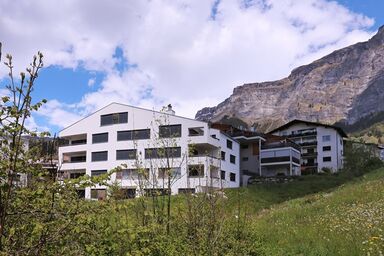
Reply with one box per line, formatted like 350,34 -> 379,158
211,124 -> 301,185
58,103 -> 240,199
270,120 -> 347,174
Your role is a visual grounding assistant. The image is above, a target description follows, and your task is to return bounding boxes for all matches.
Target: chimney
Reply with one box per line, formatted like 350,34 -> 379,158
165,104 -> 175,115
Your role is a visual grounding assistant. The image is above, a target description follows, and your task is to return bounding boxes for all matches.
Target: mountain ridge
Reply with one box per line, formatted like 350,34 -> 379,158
196,25 -> 384,132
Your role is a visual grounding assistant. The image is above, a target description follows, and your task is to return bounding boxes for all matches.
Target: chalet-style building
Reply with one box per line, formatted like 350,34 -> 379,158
269,119 -> 347,174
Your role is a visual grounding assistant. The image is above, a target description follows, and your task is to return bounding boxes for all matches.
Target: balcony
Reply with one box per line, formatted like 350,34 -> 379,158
302,152 -> 318,158
57,169 -> 86,181
299,141 -> 318,147
261,141 -> 300,151
260,156 -> 290,164
62,151 -> 86,163
287,130 -> 317,138
59,134 -> 87,147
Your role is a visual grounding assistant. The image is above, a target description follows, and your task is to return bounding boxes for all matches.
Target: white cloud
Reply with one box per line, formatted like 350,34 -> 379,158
0,0 -> 377,129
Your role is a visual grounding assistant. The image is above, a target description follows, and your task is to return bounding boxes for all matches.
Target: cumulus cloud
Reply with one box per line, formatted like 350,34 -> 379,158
0,0 -> 377,130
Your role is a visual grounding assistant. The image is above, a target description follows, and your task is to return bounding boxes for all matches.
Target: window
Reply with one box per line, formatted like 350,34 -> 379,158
188,127 -> 204,136
91,170 -> 107,176
230,172 -> 236,182
227,139 -> 233,149
188,164 -> 204,177
221,170 -> 226,180
120,188 -> 136,199
145,147 -> 181,159
72,139 -> 87,145
178,188 -> 195,194
211,134 -> 217,139
76,189 -> 85,198
221,151 -> 226,161
323,146 -> 331,151
91,189 -> 106,200
242,157 -> 249,161
116,149 -> 137,160
92,133 -> 108,144
323,156 -> 332,162
159,124 -> 181,138
322,135 -> 331,142
117,129 -> 150,141
91,151 -> 108,161
100,112 -> 128,126
70,172 -> 85,179
230,154 -> 236,164
158,167 -> 181,179
70,155 -> 86,163
144,188 -> 170,196
241,144 -> 249,149
119,168 -> 149,180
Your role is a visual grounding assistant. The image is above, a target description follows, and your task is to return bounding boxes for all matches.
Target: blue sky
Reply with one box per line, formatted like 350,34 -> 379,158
0,0 -> 382,134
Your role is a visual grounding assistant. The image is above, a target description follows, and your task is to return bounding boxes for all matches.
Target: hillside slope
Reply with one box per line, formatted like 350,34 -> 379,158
252,168 -> 384,255
196,26 -> 384,132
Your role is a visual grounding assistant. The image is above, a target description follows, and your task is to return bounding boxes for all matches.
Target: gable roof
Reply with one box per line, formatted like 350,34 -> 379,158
268,119 -> 348,138
60,102 -> 208,133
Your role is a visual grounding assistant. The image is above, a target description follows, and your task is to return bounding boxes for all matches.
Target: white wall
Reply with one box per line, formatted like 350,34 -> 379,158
59,103 -> 240,198
272,122 -> 344,173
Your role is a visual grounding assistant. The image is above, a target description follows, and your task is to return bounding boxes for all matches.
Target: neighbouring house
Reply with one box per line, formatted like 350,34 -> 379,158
269,119 -> 347,174
58,103 -> 240,199
211,124 -> 301,185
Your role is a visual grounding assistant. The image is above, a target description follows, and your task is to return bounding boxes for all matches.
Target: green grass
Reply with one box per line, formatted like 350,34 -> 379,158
246,168 -> 384,255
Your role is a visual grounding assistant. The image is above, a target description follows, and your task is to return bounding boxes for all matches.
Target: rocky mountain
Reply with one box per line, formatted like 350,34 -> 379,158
196,25 -> 384,133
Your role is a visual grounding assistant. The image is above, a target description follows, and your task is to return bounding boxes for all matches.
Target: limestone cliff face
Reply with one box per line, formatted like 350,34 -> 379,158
196,26 -> 384,132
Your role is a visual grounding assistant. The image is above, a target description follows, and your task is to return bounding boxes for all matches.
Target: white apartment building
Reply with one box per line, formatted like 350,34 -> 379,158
58,103 -> 240,199
270,120 -> 347,173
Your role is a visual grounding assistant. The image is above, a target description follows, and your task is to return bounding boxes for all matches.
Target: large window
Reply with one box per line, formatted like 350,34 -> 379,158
227,139 -> 233,149
100,112 -> 128,126
159,124 -> 182,138
322,135 -> 331,142
323,156 -> 332,162
230,172 -> 236,182
92,132 -> 108,144
119,168 -> 149,180
145,147 -> 181,159
117,129 -> 150,141
91,170 -> 107,177
188,127 -> 204,136
230,154 -> 236,164
116,149 -> 137,160
221,170 -> 226,180
158,167 -> 181,179
323,146 -> 331,151
221,151 -> 226,161
91,151 -> 108,162
188,164 -> 204,177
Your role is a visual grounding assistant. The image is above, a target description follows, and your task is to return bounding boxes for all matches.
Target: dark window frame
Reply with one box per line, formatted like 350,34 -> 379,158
188,164 -> 204,178
159,124 -> 182,138
100,112 -> 128,126
323,146 -> 331,151
116,149 -> 137,160
117,129 -> 150,141
230,172 -> 236,182
230,154 -> 236,164
91,151 -> 108,162
221,151 -> 226,161
227,139 -> 233,149
92,132 -> 108,144
145,147 -> 181,159
91,170 -> 108,177
323,156 -> 332,162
